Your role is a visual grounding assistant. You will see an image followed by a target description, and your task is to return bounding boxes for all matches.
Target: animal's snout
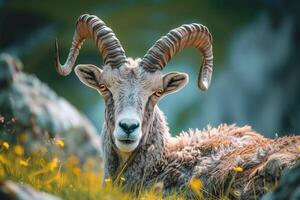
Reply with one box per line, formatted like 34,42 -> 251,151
113,110 -> 142,152
119,119 -> 140,135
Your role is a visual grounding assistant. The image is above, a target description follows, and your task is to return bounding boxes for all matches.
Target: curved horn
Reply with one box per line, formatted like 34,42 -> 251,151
140,23 -> 213,91
55,14 -> 127,76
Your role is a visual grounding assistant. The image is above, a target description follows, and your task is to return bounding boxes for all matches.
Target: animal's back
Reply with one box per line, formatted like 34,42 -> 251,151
163,124 -> 300,198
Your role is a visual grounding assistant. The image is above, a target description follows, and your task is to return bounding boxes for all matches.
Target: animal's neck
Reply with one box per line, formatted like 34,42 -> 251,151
141,105 -> 171,155
102,106 -> 171,182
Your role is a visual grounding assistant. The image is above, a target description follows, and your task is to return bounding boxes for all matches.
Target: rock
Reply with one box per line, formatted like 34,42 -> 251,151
0,53 -> 101,161
262,163 -> 300,200
0,181 -> 60,200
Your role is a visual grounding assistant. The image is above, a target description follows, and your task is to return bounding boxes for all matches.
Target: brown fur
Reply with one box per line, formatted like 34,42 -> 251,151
74,59 -> 300,199
55,15 -> 300,199
100,105 -> 300,199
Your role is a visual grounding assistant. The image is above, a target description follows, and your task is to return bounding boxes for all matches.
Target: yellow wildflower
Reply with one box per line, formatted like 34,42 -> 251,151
55,139 -> 64,148
19,159 -> 29,167
120,177 -> 126,182
2,142 -> 9,150
233,166 -> 243,172
146,192 -> 156,200
14,145 -> 24,156
189,177 -> 203,191
104,178 -> 111,183
48,157 -> 59,171
297,145 -> 300,151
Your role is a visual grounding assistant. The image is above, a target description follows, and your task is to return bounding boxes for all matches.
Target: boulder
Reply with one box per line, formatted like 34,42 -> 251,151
0,53 -> 101,161
0,181 -> 60,200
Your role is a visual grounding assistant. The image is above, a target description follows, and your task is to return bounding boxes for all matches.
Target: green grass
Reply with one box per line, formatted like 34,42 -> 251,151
0,138 -> 278,200
0,140 -> 188,200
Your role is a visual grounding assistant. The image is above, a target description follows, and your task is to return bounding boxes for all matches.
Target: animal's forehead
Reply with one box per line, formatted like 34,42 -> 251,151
101,58 -> 162,90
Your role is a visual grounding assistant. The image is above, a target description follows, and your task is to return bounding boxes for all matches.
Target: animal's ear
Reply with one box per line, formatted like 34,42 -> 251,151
75,64 -> 102,90
162,72 -> 189,95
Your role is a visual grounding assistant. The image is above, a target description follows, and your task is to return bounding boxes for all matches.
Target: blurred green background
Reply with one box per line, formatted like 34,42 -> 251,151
1,0 -> 299,136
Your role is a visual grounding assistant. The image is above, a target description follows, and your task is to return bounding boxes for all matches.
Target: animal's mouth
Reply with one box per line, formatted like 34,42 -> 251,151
118,139 -> 136,145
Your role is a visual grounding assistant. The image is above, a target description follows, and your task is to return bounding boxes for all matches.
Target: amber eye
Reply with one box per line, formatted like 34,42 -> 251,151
99,84 -> 107,93
154,89 -> 164,97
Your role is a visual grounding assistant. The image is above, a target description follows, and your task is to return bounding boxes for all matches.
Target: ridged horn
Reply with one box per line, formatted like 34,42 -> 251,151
140,23 -> 213,91
55,14 -> 127,76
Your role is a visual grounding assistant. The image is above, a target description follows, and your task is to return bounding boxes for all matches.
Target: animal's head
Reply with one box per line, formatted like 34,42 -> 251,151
55,14 -> 213,153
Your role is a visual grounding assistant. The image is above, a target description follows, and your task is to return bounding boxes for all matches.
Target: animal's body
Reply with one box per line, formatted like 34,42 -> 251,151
99,64 -> 300,198
55,14 -> 300,199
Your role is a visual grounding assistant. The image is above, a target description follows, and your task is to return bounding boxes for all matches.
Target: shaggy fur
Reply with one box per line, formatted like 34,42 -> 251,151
70,57 -> 300,199
61,57 -> 300,199
54,14 -> 300,198
101,105 -> 300,199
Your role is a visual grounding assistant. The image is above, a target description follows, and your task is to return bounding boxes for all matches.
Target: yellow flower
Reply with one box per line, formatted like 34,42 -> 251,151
189,178 -> 203,191
120,177 -> 126,182
48,157 -> 59,171
19,159 -> 29,167
2,142 -> 9,150
55,139 -> 64,148
233,166 -> 243,172
104,178 -> 111,183
14,145 -> 24,156
297,145 -> 300,151
146,192 -> 156,200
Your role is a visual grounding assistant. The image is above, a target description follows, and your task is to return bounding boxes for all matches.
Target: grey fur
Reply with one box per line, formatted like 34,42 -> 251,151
75,59 -> 299,199
55,16 -> 300,198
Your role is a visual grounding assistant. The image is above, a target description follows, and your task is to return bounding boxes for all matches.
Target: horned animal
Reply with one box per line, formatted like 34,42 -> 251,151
54,14 -> 300,199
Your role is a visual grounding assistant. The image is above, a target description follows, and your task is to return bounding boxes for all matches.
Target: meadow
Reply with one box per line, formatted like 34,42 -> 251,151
0,136 -> 263,200
0,138 -> 184,200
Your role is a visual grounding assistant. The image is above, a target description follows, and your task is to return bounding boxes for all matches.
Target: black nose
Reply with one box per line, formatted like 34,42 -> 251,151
119,120 -> 140,135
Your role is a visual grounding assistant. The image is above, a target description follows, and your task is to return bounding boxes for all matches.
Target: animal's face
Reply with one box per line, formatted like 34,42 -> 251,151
75,58 -> 188,152
54,15 -> 213,152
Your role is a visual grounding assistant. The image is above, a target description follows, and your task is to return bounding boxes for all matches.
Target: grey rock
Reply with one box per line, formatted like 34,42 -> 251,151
0,53 -> 101,161
0,181 -> 60,200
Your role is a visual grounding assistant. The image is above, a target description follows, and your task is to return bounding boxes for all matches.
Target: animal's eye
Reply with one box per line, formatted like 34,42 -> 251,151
154,89 -> 164,97
99,84 -> 107,93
